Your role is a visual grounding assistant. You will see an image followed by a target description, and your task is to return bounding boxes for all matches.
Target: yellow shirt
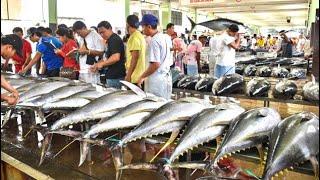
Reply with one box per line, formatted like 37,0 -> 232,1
125,30 -> 146,83
257,39 -> 265,48
268,38 -> 275,46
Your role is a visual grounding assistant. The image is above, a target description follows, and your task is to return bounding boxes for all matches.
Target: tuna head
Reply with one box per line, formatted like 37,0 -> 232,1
212,73 -> 244,96
212,107 -> 281,166
244,65 -> 257,76
168,103 -> 245,163
262,112 -> 319,180
303,81 -> 319,101
246,78 -> 271,97
272,79 -> 297,99
257,66 -> 272,77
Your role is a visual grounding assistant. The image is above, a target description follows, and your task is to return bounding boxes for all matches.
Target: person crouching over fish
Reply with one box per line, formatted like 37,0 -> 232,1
1,34 -> 22,105
214,24 -> 240,79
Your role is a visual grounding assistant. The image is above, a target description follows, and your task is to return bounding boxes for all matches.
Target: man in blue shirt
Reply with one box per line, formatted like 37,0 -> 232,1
20,27 -> 63,77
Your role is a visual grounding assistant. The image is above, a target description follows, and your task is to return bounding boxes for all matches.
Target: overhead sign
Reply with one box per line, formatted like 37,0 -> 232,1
189,0 -> 214,3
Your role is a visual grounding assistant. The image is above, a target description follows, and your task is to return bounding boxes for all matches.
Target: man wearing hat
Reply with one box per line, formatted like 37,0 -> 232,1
1,34 -> 22,105
137,14 -> 172,100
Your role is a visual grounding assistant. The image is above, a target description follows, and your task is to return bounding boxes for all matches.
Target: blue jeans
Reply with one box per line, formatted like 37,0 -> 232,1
106,78 -> 123,89
214,64 -> 235,79
187,64 -> 198,76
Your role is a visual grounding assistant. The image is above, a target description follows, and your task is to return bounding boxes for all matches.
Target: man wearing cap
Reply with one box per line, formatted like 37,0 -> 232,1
1,34 -> 22,105
4,27 -> 33,74
137,14 -> 172,100
277,30 -> 293,58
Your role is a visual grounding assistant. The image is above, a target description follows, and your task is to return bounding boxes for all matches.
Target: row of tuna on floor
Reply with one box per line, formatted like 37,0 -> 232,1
1,72 -> 318,180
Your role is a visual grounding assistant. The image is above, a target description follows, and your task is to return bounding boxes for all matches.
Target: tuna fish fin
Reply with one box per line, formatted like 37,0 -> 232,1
120,80 -> 146,97
39,133 -> 53,166
79,141 -> 90,167
187,16 -> 197,32
215,136 -> 223,150
309,156 -> 319,179
258,109 -> 269,117
150,130 -> 180,163
143,95 -> 167,102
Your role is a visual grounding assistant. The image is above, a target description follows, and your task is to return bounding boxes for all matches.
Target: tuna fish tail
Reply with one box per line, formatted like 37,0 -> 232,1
25,124 -> 52,147
187,16 -> 197,32
310,156 -> 319,179
110,144 -> 124,180
1,108 -> 14,128
78,141 -> 90,167
39,133 -> 53,166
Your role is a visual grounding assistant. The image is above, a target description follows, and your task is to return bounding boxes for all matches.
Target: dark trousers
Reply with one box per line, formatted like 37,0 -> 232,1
183,63 -> 187,74
36,60 -> 41,75
46,69 -> 60,77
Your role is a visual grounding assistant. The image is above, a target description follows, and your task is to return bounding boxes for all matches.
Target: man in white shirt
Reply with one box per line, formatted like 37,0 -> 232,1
297,33 -> 306,53
165,23 -> 174,67
214,24 -> 240,79
208,34 -> 222,77
250,34 -> 257,51
137,14 -> 172,100
72,21 -> 105,84
303,35 -> 312,58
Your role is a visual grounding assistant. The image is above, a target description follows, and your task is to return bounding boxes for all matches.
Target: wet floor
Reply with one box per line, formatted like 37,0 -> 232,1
1,111 -> 316,180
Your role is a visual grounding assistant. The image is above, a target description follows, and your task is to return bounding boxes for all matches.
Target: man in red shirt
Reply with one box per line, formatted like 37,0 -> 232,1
9,27 -> 32,74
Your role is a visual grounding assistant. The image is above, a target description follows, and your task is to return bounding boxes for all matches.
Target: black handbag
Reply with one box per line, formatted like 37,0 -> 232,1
83,38 -> 98,65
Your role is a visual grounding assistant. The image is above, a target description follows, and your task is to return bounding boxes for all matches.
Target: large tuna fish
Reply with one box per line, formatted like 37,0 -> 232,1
82,98 -> 168,139
171,68 -> 184,87
244,65 -> 257,76
275,58 -> 294,66
119,159 -> 177,180
262,112 -> 319,180
50,90 -> 145,131
212,108 -> 281,167
42,97 -> 91,110
246,78 -> 271,97
68,89 -> 115,100
303,81 -> 319,101
212,73 -> 244,96
195,77 -> 215,92
117,98 -> 213,162
271,66 -> 289,78
18,81 -> 71,103
288,68 -> 306,79
235,64 -> 245,75
256,66 -> 272,77
168,103 -> 245,163
272,79 -> 297,99
19,85 -> 91,107
177,76 -> 200,90
187,16 -> 246,32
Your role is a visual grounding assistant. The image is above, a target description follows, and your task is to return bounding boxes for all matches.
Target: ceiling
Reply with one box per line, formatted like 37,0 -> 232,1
179,0 -> 310,28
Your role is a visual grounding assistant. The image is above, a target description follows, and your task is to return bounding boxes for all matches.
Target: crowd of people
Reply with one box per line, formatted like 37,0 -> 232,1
1,13 -> 314,106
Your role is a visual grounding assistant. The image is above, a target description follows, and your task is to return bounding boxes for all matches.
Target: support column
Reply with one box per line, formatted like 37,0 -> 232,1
161,1 -> 172,29
125,0 -> 130,18
48,0 -> 57,34
194,8 -> 198,23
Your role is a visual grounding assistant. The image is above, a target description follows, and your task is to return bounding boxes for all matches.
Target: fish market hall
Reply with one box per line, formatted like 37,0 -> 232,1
1,0 -> 319,179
